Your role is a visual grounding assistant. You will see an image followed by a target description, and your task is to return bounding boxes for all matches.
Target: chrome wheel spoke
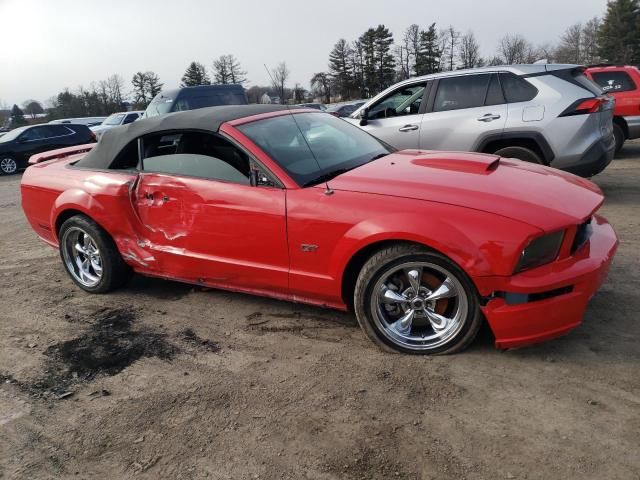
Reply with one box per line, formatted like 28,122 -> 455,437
390,309 -> 415,335
405,268 -> 422,293
74,242 -> 87,255
380,286 -> 410,304
425,309 -> 450,333
425,277 -> 457,302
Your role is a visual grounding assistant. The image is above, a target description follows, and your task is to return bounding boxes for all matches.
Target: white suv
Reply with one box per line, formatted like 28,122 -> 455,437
347,64 -> 615,177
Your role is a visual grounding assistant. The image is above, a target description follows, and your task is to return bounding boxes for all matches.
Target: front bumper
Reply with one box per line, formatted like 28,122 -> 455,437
562,134 -> 615,177
476,215 -> 618,349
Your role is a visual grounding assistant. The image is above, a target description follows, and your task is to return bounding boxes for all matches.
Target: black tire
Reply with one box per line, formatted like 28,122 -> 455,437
493,146 -> 543,164
613,123 -> 625,157
58,215 -> 131,293
0,155 -> 18,175
353,244 -> 482,355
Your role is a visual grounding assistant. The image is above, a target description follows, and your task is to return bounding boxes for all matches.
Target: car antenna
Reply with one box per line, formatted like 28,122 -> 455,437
263,64 -> 333,195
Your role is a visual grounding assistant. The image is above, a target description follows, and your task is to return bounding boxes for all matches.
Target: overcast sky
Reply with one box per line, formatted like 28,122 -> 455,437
0,0 -> 608,107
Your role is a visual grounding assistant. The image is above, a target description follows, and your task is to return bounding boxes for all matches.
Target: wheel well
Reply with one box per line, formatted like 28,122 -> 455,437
54,209 -> 88,236
481,138 -> 547,165
613,116 -> 629,139
341,240 -> 425,311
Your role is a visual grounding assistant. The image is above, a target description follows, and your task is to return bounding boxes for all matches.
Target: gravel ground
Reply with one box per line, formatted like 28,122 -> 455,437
0,144 -> 638,480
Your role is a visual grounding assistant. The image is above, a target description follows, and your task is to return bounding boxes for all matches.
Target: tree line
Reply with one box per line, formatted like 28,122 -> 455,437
313,0 -> 640,101
4,0 -> 639,126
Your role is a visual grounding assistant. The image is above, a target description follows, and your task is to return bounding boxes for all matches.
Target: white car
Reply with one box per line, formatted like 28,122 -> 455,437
90,111 -> 144,138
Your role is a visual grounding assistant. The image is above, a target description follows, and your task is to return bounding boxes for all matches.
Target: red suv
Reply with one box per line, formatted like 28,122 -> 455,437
586,65 -> 640,155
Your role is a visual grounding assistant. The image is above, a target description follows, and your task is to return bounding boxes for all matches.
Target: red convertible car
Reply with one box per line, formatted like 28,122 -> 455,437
21,105 -> 618,354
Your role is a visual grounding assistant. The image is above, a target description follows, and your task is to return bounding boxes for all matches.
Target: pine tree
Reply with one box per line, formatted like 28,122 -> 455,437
328,39 -> 353,100
181,61 -> 211,87
10,104 -> 27,126
213,55 -> 247,85
132,71 -> 163,107
374,25 -> 396,91
598,0 -> 639,63
416,23 -> 441,75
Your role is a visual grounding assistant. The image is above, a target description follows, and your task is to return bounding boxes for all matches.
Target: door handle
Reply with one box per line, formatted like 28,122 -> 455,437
477,113 -> 501,122
398,124 -> 419,132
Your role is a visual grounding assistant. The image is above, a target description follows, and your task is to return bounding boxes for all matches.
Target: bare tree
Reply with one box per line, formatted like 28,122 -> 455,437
498,34 -> 533,64
444,26 -> 460,71
106,74 -> 125,106
271,62 -> 290,104
398,24 -> 420,78
582,17 -> 601,65
311,72 -> 331,104
555,24 -> 583,64
458,31 -> 480,69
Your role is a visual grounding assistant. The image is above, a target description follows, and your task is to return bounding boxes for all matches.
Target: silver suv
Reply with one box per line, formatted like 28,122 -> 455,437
346,64 -> 615,177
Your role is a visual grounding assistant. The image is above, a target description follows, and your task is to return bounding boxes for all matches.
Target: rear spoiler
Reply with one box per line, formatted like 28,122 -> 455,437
28,144 -> 95,165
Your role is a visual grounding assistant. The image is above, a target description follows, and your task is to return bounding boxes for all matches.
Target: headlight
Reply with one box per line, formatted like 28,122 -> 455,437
515,230 -> 565,273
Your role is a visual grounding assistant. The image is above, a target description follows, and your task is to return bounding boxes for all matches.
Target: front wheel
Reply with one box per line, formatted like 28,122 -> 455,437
354,244 -> 482,354
58,215 -> 131,293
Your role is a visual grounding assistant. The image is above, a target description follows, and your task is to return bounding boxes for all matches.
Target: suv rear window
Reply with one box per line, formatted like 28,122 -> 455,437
499,73 -> 538,103
434,75 -> 491,112
591,71 -> 637,93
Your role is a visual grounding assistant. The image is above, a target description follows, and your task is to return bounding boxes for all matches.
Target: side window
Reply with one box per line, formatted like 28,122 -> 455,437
141,131 -> 251,185
499,73 -> 538,103
433,75 -> 491,112
48,125 -> 73,137
19,127 -> 45,141
368,83 -> 426,119
591,71 -> 637,93
485,74 -> 506,106
123,114 -> 139,124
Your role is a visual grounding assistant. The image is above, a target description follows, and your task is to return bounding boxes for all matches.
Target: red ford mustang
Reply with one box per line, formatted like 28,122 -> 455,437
20,105 -> 618,354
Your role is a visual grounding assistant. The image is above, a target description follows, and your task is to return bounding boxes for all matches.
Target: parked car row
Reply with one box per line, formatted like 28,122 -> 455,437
2,63 -> 637,177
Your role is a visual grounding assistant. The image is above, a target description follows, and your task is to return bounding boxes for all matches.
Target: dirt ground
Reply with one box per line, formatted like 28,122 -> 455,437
1,145 -> 639,480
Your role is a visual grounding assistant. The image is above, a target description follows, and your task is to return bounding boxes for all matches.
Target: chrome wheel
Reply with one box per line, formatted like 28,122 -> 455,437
0,157 -> 17,174
61,227 -> 103,288
371,262 -> 469,351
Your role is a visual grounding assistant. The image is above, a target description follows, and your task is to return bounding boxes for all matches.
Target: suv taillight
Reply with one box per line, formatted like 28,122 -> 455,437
560,96 -> 608,116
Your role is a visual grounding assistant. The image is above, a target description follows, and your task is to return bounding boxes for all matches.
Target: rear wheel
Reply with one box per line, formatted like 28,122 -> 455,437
493,146 -> 543,164
0,156 -> 18,175
354,244 -> 482,354
613,123 -> 624,157
58,215 -> 131,293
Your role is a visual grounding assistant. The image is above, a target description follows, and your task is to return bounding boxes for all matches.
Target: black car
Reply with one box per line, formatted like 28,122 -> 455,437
0,124 -> 95,175
326,100 -> 366,117
144,84 -> 248,118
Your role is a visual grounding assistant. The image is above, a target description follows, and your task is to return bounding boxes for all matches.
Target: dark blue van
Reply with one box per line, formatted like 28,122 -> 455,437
145,84 -> 247,118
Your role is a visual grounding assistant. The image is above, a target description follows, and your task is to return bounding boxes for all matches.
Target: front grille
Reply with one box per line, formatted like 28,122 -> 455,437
571,218 -> 593,254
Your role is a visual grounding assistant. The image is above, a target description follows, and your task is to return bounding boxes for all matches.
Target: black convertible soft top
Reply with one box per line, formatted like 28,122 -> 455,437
75,104 -> 298,169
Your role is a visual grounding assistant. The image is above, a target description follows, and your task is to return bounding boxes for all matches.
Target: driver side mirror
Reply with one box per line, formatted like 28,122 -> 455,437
359,107 -> 369,126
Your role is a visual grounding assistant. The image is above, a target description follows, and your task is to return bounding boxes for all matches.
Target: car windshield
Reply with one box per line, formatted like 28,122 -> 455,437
146,95 -> 175,117
237,112 -> 393,187
0,126 -> 29,143
102,114 -> 126,126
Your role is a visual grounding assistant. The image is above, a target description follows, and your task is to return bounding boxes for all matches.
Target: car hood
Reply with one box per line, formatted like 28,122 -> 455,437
90,125 -> 114,133
328,150 -> 604,232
